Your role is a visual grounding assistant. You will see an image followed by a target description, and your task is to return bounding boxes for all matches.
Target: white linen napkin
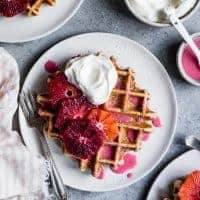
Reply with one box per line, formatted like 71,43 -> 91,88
0,48 -> 49,200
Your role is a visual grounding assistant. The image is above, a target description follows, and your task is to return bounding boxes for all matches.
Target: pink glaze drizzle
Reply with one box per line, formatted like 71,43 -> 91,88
114,113 -> 132,123
129,96 -> 142,107
152,117 -> 161,127
111,153 -> 137,174
127,130 -> 138,142
116,81 -> 124,89
128,130 -> 150,142
136,117 -> 144,123
182,38 -> 200,81
44,60 -> 58,73
108,100 -> 115,107
101,146 -> 114,159
141,133 -> 150,141
96,168 -> 104,179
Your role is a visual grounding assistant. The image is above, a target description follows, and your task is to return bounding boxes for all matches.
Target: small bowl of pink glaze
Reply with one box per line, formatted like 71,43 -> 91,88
177,32 -> 200,86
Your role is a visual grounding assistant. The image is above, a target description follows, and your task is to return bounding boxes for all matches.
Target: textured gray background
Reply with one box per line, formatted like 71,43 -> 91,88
1,0 -> 200,199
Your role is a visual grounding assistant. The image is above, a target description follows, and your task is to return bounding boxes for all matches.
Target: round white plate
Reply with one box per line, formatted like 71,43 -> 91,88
0,0 -> 83,43
18,32 -> 177,192
147,150 -> 200,200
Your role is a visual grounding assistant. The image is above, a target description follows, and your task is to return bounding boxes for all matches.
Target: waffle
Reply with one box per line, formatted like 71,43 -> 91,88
162,180 -> 183,200
36,57 -> 157,178
27,0 -> 56,16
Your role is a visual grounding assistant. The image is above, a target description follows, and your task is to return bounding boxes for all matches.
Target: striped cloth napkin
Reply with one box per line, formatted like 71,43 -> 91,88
0,48 -> 49,200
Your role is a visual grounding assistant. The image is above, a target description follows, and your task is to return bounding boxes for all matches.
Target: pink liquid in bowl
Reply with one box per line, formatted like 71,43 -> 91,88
182,38 -> 200,81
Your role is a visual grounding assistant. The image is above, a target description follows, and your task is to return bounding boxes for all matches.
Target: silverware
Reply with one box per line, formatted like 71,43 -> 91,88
161,1 -> 200,67
20,90 -> 67,200
185,135 -> 200,151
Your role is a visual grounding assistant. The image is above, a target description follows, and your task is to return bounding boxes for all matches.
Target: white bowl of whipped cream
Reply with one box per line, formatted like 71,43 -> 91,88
125,0 -> 200,27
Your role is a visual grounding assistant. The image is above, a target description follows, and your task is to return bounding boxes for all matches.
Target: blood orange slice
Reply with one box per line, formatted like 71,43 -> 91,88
87,109 -> 118,141
178,170 -> 200,200
61,119 -> 104,159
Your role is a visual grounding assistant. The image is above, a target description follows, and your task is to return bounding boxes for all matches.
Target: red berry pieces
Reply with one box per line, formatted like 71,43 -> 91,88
48,72 -> 81,108
55,96 -> 96,128
0,0 -> 28,17
44,60 -> 58,73
61,119 -> 104,159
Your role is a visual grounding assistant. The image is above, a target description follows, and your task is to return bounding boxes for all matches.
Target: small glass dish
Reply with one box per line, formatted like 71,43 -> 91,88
177,32 -> 200,86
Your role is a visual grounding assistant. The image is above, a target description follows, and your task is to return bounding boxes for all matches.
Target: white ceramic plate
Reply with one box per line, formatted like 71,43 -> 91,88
18,32 -> 177,192
0,0 -> 83,43
147,150 -> 200,200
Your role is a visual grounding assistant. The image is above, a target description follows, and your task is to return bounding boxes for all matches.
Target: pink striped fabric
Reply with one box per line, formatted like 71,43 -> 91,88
0,48 -> 49,200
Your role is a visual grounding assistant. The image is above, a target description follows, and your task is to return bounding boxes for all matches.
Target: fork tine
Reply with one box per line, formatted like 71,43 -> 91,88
20,91 -> 30,118
28,90 -> 37,112
24,91 -> 35,118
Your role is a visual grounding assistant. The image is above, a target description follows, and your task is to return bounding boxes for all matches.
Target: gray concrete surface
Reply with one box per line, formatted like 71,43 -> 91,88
1,0 -> 200,199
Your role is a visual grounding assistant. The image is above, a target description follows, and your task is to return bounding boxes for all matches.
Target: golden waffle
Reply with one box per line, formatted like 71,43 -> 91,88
162,179 -> 183,200
27,0 -> 56,16
36,95 -> 91,172
36,56 -> 157,178
90,58 -> 156,177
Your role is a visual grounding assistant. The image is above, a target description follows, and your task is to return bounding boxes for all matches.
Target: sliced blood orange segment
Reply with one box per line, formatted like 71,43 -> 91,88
178,170 -> 200,200
61,119 -> 104,159
87,109 -> 118,141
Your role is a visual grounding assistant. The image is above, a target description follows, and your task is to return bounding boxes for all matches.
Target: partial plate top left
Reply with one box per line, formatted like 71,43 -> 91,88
0,0 -> 83,43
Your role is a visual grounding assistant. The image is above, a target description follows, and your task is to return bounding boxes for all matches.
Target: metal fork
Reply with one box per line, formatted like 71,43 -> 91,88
20,90 -> 67,200
185,135 -> 200,151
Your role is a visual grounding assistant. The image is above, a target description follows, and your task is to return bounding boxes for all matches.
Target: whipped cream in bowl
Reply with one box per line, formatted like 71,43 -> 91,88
125,0 -> 199,27
64,54 -> 118,105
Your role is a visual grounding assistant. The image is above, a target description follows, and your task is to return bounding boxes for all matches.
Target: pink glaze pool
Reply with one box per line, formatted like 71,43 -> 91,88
152,117 -> 162,128
182,37 -> 200,81
111,153 -> 137,174
101,146 -> 115,160
128,130 -> 150,142
129,96 -> 142,107
96,168 -> 104,179
113,113 -> 132,123
141,133 -> 150,141
127,129 -> 138,142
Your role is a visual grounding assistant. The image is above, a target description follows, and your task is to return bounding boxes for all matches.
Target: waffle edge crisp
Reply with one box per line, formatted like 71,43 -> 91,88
27,0 -> 56,16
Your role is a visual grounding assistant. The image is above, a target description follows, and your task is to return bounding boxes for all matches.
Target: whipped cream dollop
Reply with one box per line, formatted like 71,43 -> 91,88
64,54 -> 118,105
128,0 -> 197,23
